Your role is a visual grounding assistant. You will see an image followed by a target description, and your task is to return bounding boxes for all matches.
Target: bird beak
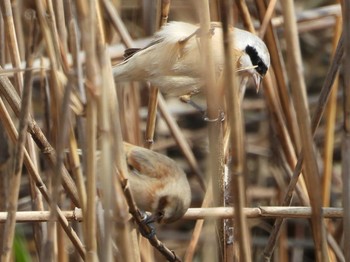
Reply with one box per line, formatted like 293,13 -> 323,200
253,73 -> 263,93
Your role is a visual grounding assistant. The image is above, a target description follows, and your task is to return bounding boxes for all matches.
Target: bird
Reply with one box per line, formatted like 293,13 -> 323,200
113,21 -> 270,101
123,142 -> 191,224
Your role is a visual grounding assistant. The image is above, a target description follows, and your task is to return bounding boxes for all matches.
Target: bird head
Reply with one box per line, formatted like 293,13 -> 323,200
153,195 -> 190,224
234,28 -> 270,92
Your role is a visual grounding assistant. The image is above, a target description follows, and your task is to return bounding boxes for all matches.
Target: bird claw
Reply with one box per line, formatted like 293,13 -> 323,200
203,111 -> 225,122
138,211 -> 156,239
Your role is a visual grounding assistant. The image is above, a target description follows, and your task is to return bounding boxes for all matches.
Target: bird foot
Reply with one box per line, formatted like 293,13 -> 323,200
179,95 -> 225,122
138,211 -> 156,239
179,95 -> 206,115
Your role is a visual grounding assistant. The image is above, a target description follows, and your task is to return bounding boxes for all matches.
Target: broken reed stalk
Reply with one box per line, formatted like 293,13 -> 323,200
144,0 -> 171,149
142,0 -> 171,149
220,0 -> 251,261
142,0 -> 173,149
1,12 -> 35,261
342,1 -> 350,261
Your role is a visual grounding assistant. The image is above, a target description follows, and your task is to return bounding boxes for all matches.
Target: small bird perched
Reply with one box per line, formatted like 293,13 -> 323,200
113,21 -> 270,99
123,142 -> 191,224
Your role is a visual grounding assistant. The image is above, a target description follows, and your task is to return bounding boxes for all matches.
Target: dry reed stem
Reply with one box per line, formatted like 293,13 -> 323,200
48,4 -> 75,257
263,32 -> 344,262
248,1 -> 311,206
53,0 -> 67,52
103,2 -> 184,260
0,69 -> 80,204
0,97 -> 85,258
94,4 -> 119,258
195,1 -> 225,261
280,1 -> 329,261
0,206 -> 344,222
65,6 -> 88,229
105,0 -> 205,189
0,0 -> 23,93
184,207 -> 344,219
255,0 -> 301,153
236,0 -> 255,33
34,0 -> 64,146
342,1 -> 350,261
258,0 -> 277,39
157,96 -> 206,189
104,0 -> 157,150
322,16 -> 342,207
98,46 -> 115,262
67,15 -> 87,213
75,0 -> 100,260
184,181 -> 213,262
237,17 -> 315,256
144,85 -> 159,148
221,0 -> 251,261
271,4 -> 341,29
142,0 -> 170,149
241,1 -> 309,203
11,0 -> 24,60
1,12 -> 35,261
0,12 -> 4,66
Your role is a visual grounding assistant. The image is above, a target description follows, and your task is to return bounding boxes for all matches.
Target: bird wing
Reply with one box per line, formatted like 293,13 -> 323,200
123,48 -> 141,60
123,142 -> 178,180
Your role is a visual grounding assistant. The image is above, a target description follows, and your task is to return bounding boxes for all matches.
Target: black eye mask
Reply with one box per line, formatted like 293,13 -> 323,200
245,45 -> 268,76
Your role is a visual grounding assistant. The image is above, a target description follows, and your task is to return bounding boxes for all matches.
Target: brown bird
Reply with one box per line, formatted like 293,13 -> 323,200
123,142 -> 191,224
